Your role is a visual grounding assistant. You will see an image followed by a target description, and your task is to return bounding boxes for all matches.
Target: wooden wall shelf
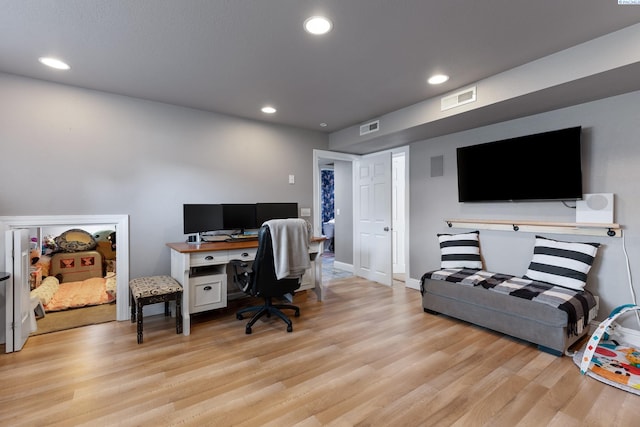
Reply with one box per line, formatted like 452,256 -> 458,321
445,218 -> 622,238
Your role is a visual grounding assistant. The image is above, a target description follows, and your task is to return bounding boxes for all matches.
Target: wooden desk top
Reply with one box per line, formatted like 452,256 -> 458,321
167,236 -> 325,254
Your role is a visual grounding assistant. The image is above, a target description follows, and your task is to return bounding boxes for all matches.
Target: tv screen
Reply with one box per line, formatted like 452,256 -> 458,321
256,203 -> 298,225
456,126 -> 583,202
183,204 -> 223,234
221,204 -> 258,230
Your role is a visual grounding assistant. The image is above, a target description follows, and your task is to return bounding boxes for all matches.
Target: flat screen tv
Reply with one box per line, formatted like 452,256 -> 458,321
456,126 -> 583,202
183,204 -> 223,234
256,202 -> 299,225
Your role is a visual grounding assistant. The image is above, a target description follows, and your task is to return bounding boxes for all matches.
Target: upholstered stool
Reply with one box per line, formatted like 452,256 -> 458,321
129,275 -> 183,344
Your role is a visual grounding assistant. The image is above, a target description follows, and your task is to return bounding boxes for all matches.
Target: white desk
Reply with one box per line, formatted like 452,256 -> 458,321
167,238 -> 324,335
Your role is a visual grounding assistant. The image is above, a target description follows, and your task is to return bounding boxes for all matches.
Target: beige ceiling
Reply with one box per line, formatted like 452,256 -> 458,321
2,1 -> 640,140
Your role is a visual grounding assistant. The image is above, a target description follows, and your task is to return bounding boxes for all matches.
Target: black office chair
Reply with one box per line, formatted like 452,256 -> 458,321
230,220 -> 307,334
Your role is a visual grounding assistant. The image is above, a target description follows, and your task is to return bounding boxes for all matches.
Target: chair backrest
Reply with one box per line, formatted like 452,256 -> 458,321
249,223 -> 300,298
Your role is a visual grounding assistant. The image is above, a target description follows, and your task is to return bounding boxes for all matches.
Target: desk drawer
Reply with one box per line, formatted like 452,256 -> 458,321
190,251 -> 228,266
228,248 -> 257,262
190,274 -> 227,313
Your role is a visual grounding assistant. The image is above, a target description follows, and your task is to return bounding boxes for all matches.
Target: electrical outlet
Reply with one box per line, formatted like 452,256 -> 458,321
288,174 -> 295,184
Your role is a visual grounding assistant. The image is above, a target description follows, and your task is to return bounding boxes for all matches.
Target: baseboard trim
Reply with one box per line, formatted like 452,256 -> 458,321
588,319 -> 640,347
333,261 -> 353,272
406,277 -> 420,290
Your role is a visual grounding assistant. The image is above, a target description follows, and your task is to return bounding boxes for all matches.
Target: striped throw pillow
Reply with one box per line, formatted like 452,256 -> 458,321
524,236 -> 600,290
438,231 -> 482,269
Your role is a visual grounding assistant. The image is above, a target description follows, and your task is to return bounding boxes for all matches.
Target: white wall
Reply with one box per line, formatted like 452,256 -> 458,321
410,90 -> 640,321
0,73 -> 328,278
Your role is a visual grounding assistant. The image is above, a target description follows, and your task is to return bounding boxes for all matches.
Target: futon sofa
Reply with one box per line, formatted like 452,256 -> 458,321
422,231 -> 600,356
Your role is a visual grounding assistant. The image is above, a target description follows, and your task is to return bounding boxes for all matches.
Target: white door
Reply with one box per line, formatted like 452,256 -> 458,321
4,229 -> 31,353
354,152 -> 393,286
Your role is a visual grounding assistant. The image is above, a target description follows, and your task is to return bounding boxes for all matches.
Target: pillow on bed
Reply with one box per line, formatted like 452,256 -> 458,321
437,231 -> 482,269
524,236 -> 600,290
30,276 -> 59,306
55,229 -> 97,252
105,273 -> 117,297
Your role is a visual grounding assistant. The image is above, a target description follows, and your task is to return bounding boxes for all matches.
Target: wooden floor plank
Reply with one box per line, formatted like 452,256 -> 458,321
1,276 -> 636,426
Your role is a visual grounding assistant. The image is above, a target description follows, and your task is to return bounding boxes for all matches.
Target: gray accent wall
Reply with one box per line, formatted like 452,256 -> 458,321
0,73 -> 328,278
410,89 -> 640,320
333,160 -> 353,265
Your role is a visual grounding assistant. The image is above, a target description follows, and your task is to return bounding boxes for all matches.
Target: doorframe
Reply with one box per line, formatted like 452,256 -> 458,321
0,215 -> 129,321
313,150 -> 359,238
313,147 -> 410,287
393,149 -> 409,277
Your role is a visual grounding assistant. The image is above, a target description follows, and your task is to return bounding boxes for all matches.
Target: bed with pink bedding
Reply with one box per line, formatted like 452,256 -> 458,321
31,275 -> 116,312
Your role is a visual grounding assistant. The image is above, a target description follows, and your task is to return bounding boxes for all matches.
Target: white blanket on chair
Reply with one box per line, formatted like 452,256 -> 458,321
266,219 -> 310,280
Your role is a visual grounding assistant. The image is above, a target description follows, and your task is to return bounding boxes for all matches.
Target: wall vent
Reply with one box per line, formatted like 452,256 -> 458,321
359,120 -> 380,136
441,86 -> 477,111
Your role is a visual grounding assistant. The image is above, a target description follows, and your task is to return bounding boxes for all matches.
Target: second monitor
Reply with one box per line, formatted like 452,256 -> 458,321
221,202 -> 299,234
221,204 -> 258,231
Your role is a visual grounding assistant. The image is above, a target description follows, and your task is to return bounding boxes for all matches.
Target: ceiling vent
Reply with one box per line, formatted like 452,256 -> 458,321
359,120 -> 380,136
441,86 -> 477,111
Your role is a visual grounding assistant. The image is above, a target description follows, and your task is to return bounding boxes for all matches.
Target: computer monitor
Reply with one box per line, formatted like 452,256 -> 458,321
183,204 -> 223,235
256,202 -> 298,225
221,204 -> 258,232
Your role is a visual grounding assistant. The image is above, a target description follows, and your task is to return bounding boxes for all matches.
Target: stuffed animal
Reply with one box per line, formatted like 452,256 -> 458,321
107,231 -> 116,251
42,235 -> 57,255
625,348 -> 640,367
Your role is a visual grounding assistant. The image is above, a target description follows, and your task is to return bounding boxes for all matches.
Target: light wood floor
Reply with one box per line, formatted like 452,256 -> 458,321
1,276 -> 638,426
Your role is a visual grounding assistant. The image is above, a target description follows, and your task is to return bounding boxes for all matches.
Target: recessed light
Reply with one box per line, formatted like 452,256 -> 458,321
319,123 -> 328,128
261,106 -> 277,114
38,57 -> 71,70
428,74 -> 449,85
304,16 -> 332,35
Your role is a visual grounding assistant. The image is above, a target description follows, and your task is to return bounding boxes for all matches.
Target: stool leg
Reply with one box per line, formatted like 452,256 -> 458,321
137,300 -> 144,344
164,301 -> 170,317
130,291 -> 136,323
176,292 -> 183,335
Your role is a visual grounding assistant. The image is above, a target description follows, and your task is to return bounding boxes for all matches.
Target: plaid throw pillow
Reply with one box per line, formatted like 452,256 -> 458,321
524,236 -> 600,290
437,231 -> 482,269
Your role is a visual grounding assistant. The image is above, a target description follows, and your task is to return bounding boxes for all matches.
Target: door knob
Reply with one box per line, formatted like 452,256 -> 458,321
384,227 -> 390,232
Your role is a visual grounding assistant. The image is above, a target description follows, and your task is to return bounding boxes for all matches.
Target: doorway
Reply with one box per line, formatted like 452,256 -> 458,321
0,215 -> 130,325
30,224 -> 118,334
313,147 -> 409,286
320,167 -> 335,255
314,150 -> 358,282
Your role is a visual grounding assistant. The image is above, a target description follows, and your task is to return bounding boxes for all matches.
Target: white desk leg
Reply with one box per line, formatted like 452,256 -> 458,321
181,287 -> 190,336
171,250 -> 191,336
313,240 -> 324,301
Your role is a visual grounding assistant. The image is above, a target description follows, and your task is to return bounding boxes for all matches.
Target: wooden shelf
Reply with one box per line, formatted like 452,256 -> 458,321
444,218 -> 622,238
